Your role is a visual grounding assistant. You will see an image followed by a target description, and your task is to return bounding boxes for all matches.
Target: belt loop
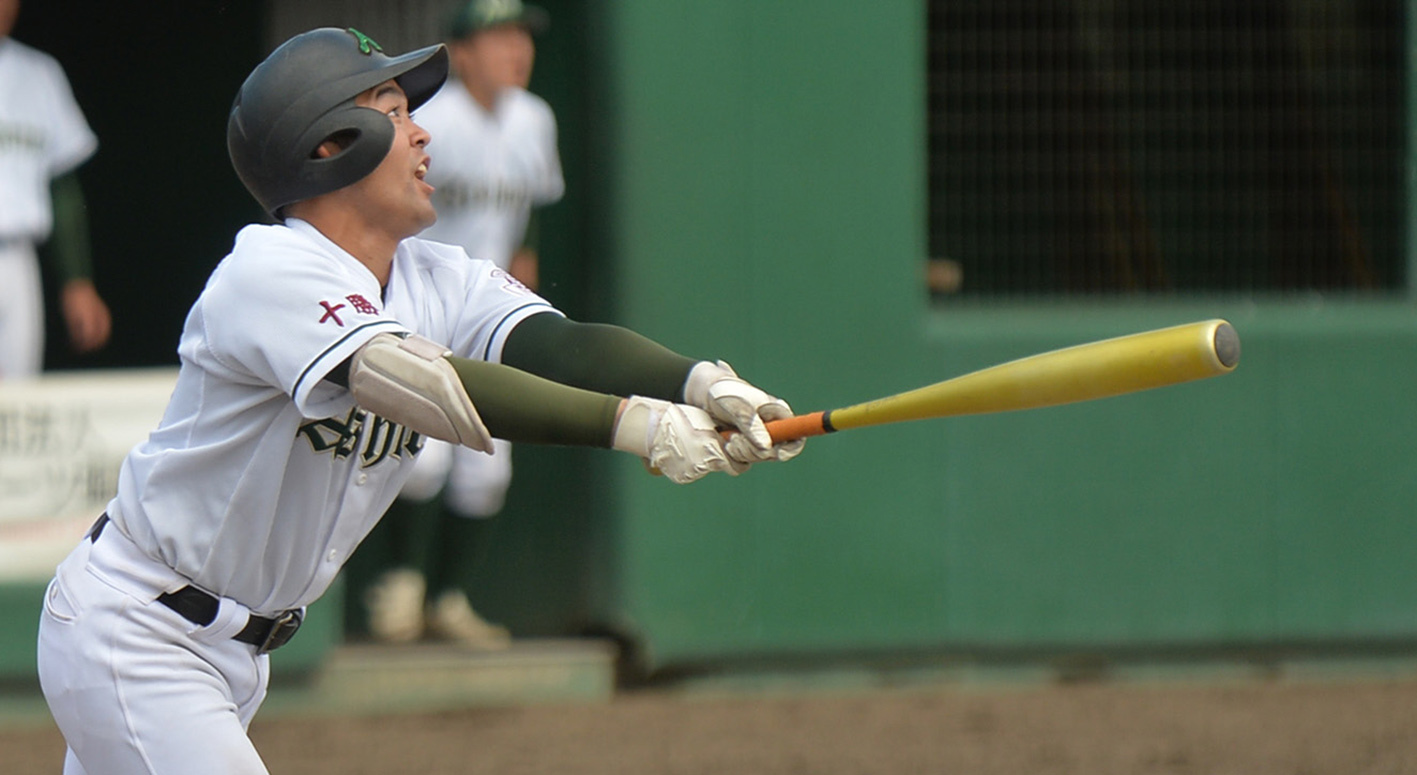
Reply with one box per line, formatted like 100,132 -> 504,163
86,514 -> 110,542
188,596 -> 254,645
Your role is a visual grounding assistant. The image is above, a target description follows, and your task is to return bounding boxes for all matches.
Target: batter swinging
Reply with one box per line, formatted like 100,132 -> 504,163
35,28 -> 801,775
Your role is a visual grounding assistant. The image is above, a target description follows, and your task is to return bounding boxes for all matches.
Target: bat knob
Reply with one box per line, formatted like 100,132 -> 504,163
1212,322 -> 1241,369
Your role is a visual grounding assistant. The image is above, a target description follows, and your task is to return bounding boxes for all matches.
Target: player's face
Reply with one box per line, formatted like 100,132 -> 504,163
454,24 -> 535,92
345,80 -> 437,238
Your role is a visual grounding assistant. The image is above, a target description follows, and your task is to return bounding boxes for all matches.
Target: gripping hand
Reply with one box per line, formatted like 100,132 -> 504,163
611,396 -> 746,484
683,360 -> 805,465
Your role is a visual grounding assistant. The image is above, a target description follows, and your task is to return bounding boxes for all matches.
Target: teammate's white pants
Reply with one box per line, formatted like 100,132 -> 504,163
399,438 -> 513,517
0,241 -> 45,379
38,523 -> 273,775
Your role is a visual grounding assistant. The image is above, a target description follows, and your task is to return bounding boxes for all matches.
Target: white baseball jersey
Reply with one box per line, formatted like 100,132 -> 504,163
106,218 -> 558,615
0,38 -> 98,379
417,83 -> 563,267
0,38 -> 97,240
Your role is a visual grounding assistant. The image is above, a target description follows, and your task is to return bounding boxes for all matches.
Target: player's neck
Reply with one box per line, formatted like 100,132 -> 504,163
463,80 -> 501,113
288,208 -> 398,286
326,227 -> 397,286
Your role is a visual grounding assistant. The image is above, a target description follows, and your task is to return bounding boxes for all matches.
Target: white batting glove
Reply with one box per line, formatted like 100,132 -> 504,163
611,396 -> 747,484
683,360 -> 805,466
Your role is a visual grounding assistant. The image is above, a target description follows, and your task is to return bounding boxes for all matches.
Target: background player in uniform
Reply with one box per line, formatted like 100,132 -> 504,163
360,0 -> 564,649
0,0 -> 110,379
36,27 -> 801,775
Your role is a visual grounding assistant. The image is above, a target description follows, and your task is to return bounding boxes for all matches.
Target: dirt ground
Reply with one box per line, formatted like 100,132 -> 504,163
5,676 -> 1417,774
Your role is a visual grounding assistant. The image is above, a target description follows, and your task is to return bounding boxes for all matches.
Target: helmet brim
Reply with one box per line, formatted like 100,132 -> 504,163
387,43 -> 449,112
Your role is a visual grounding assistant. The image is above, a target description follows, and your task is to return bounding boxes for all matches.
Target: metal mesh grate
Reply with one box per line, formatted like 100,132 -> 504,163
927,0 -> 1406,297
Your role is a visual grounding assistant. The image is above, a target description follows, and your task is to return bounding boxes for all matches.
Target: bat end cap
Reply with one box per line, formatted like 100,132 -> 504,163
1213,321 -> 1241,369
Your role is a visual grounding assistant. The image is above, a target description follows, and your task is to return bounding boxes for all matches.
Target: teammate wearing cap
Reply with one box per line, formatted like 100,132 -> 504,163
0,0 -> 111,378
360,0 -> 565,649
35,27 -> 801,774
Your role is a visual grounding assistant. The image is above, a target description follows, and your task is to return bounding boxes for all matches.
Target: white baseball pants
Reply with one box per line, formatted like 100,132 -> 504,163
0,240 -> 45,379
37,522 -> 273,775
399,437 -> 513,518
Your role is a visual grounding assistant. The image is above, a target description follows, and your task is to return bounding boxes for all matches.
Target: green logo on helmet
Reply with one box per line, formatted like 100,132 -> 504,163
347,28 -> 383,55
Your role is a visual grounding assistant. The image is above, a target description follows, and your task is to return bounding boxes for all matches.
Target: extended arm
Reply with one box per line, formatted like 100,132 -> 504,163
47,172 -> 111,353
501,311 -> 696,401
503,312 -> 804,463
340,333 -> 740,483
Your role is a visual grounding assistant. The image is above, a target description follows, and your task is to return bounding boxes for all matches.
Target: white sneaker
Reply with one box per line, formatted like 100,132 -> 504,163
364,568 -> 426,643
425,590 -> 512,650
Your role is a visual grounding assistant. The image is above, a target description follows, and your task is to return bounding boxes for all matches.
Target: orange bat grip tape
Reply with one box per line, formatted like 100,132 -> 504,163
763,411 -> 832,444
718,411 -> 831,444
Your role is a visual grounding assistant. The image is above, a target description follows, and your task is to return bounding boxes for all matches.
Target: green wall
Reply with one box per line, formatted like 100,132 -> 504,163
592,0 -> 936,667
557,1 -> 1417,675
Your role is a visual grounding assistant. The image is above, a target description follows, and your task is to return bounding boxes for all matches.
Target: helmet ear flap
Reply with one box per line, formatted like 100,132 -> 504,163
281,106 -> 395,214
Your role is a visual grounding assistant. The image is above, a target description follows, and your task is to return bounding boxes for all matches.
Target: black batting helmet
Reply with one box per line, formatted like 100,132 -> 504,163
227,27 -> 449,220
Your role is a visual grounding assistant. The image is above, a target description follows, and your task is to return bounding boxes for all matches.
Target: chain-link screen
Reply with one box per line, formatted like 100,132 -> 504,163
927,0 -> 1405,297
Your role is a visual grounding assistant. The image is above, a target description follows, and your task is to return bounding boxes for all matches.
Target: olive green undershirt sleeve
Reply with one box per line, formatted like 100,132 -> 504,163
46,171 -> 94,284
446,355 -> 623,447
500,312 -> 698,402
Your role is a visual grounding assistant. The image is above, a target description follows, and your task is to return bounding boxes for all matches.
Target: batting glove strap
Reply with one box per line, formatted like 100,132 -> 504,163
611,396 -> 744,483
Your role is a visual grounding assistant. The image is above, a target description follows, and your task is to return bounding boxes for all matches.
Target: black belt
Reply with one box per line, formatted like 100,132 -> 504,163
87,514 -> 303,654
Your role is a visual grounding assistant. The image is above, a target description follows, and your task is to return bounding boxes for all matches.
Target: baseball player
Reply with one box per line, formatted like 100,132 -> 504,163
361,0 -> 565,649
36,27 -> 802,775
0,0 -> 111,378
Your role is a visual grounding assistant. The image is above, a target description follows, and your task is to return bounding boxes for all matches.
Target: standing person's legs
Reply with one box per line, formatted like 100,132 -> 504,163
443,439 -> 513,520
39,524 -> 272,775
361,439 -> 452,642
0,242 -> 46,379
425,440 -> 513,649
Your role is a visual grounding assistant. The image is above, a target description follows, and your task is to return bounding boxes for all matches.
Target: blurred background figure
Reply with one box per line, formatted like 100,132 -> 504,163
360,0 -> 564,650
0,0 -> 109,379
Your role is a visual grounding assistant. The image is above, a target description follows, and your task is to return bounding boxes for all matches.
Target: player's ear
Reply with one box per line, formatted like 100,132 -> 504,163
311,129 -> 360,160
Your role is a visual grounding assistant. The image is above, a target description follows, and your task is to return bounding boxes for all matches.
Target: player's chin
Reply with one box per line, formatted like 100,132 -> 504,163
413,202 -> 438,232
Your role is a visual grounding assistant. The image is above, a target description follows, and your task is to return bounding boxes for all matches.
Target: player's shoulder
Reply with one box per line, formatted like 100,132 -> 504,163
0,38 -> 65,77
230,222 -> 321,259
214,223 -> 337,287
413,83 -> 466,123
397,236 -> 479,275
504,88 -> 555,122
1,38 -> 51,62
397,237 -> 521,293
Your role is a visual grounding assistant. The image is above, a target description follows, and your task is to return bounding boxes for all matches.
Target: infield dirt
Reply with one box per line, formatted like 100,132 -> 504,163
4,676 -> 1416,774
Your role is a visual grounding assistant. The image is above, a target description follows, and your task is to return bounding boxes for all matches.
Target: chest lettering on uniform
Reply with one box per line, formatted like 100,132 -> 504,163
296,407 -> 424,468
431,178 -> 534,211
0,122 -> 45,153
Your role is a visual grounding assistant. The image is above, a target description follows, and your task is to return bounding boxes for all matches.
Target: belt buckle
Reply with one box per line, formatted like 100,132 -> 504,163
257,609 -> 303,655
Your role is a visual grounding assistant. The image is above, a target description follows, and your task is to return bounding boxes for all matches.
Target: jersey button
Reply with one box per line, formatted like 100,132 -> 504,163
356,473 -> 368,485
327,549 -> 339,562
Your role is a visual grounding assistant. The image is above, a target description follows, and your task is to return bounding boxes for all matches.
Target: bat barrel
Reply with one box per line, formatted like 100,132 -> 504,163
762,319 -> 1241,442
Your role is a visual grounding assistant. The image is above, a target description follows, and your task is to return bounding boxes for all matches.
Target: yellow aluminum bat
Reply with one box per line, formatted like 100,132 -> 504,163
764,319 -> 1240,443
